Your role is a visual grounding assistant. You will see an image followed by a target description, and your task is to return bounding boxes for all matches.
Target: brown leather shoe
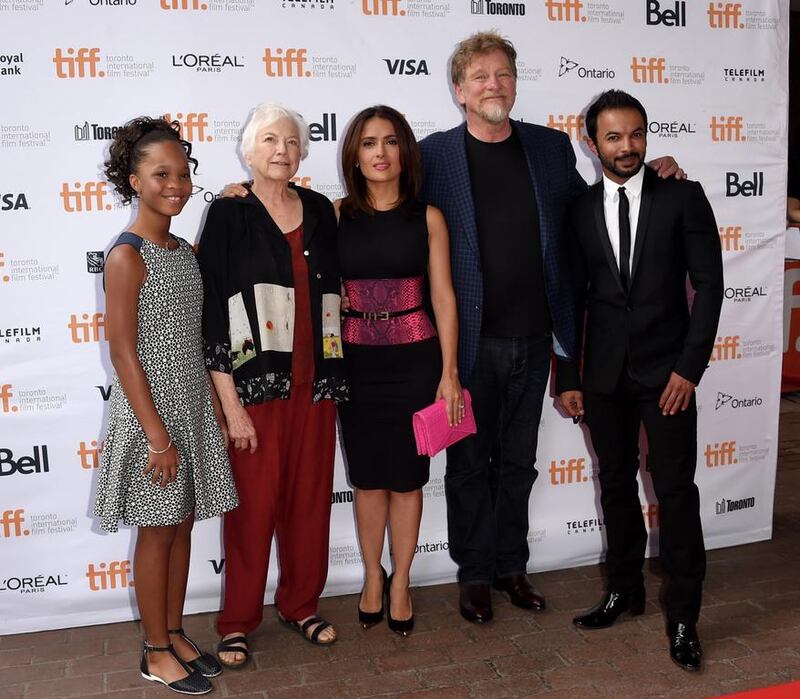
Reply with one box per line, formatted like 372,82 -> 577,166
492,573 -> 546,610
458,582 -> 493,623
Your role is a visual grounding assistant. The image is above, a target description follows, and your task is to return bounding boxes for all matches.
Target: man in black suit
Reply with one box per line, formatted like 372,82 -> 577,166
558,90 -> 723,671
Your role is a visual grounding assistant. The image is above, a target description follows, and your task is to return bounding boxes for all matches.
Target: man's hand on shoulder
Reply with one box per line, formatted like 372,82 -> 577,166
658,371 -> 695,416
647,156 -> 686,180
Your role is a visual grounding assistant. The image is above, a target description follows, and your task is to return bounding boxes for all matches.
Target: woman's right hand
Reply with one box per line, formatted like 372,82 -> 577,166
226,405 -> 259,453
144,443 -> 180,488
219,182 -> 250,198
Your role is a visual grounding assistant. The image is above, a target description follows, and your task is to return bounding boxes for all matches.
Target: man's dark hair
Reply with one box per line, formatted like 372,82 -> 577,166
585,90 -> 648,143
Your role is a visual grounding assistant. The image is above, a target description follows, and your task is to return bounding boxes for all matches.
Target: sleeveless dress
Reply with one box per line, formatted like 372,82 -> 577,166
95,233 -> 239,532
337,205 -> 442,492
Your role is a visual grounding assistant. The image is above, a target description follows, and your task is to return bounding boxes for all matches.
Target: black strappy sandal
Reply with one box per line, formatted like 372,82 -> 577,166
279,614 -> 337,645
140,642 -> 212,695
216,633 -> 250,669
168,628 -> 222,678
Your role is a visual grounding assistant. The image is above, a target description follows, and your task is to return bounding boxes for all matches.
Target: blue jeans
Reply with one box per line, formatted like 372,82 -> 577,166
445,335 -> 551,583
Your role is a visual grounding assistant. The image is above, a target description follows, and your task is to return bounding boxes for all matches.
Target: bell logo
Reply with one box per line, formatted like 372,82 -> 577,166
68,313 -> 106,344
162,113 -> 212,143
0,509 -> 29,537
646,0 -> 686,27
362,0 -> 405,16
631,57 -> 668,84
708,2 -> 743,29
53,48 -> 105,79
710,335 -> 741,361
0,384 -> 17,414
710,116 -> 745,142
86,561 -> 134,591
726,171 -> 763,197
642,503 -> 659,529
0,446 -> 49,477
719,226 -> 744,252
549,457 -> 588,485
262,49 -> 311,78
60,182 -> 111,213
545,0 -> 586,22
77,441 -> 99,470
705,441 -> 738,467
160,0 -> 208,9
546,114 -> 585,141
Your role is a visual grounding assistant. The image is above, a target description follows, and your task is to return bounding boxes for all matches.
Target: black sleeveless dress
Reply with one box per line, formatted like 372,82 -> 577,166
338,204 -> 442,492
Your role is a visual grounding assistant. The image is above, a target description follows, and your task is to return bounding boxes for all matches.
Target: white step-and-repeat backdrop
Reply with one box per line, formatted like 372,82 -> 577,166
1,0 -> 789,635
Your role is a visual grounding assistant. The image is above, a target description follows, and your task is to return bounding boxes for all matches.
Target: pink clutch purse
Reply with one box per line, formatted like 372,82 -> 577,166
412,389 -> 476,457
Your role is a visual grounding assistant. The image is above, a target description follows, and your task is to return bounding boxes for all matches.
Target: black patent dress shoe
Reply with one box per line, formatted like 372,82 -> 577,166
668,621 -> 702,671
458,582 -> 493,623
572,588 -> 646,629
492,573 -> 546,610
358,566 -> 387,629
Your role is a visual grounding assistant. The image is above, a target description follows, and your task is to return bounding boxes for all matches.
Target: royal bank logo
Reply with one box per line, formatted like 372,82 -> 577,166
472,0 -> 526,15
558,57 -> 615,80
0,52 -> 23,76
86,251 -> 104,274
74,122 -> 121,142
171,53 -> 245,73
715,392 -> 763,411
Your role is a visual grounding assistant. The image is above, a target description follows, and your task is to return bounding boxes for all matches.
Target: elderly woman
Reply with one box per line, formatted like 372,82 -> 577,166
197,103 -> 348,668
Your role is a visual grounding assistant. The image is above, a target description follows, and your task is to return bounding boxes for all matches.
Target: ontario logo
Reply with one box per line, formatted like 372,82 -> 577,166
715,392 -> 763,411
558,56 -> 615,80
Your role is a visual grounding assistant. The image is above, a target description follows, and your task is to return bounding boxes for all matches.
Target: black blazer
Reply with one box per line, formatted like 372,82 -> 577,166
558,167 -> 723,394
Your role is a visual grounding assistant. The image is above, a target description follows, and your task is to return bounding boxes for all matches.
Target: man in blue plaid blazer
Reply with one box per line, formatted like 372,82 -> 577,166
419,32 -> 679,623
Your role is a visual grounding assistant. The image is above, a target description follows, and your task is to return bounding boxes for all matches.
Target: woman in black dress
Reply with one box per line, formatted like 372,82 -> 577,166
336,105 -> 462,635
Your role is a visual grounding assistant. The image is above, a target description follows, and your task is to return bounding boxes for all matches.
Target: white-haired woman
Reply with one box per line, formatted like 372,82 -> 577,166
197,104 -> 348,668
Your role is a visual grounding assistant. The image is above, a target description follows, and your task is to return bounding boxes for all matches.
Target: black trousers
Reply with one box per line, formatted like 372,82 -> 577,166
584,371 -> 706,624
445,335 -> 551,583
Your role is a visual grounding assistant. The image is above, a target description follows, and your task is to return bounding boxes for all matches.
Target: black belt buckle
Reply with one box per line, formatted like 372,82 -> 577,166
364,311 -> 390,321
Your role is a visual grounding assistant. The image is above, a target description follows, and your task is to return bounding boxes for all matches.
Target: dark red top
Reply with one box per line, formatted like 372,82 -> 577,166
285,225 -> 314,387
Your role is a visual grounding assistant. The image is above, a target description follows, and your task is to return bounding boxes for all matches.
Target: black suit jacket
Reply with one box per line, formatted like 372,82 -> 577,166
558,167 -> 723,394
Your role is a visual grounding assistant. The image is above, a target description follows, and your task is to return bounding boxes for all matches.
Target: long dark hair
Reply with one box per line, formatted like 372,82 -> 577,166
340,105 -> 421,218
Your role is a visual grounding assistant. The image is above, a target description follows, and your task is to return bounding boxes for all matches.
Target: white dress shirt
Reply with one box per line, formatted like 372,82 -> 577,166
601,166 -> 645,273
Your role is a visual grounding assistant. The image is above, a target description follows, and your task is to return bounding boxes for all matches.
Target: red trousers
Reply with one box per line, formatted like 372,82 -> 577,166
217,385 -> 336,635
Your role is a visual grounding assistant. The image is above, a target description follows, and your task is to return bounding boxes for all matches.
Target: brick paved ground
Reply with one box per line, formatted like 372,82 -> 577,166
2,397 -> 799,699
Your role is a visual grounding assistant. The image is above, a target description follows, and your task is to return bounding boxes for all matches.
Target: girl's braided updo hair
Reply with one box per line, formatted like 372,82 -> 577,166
104,116 -> 198,205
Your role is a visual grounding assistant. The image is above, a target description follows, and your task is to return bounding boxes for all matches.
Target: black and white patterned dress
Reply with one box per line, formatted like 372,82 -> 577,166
95,233 -> 239,533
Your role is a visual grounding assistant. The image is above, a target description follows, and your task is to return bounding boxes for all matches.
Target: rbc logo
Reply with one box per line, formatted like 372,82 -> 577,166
646,0 -> 686,26
1,193 -> 29,211
0,446 -> 49,476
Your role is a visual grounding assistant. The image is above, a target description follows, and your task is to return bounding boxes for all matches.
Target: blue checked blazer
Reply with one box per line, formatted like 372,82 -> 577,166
419,120 -> 588,380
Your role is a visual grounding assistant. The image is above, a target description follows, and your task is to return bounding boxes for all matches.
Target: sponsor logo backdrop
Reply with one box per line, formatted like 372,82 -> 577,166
0,0 -> 788,635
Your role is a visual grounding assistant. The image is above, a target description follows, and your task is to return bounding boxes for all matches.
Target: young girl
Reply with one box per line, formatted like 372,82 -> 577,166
95,117 -> 238,695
